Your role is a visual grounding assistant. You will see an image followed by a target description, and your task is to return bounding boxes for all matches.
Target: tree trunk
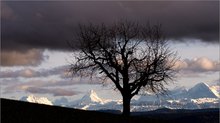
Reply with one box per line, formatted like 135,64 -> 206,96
122,95 -> 131,116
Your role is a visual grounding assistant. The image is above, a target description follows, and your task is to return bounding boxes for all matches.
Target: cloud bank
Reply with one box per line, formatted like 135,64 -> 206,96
1,56 -> 218,96
0,65 -> 69,78
175,57 -> 220,75
1,49 -> 46,66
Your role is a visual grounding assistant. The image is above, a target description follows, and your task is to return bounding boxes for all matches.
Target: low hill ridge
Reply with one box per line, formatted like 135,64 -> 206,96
1,98 -> 219,123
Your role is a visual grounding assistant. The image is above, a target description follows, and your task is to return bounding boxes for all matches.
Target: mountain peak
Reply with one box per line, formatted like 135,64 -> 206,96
188,82 -> 217,99
20,95 -> 53,105
79,90 -> 103,105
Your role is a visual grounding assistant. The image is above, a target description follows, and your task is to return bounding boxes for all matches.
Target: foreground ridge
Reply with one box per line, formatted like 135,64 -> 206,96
1,98 -> 219,123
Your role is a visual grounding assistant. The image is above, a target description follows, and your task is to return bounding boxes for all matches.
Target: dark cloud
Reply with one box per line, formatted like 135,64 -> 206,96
1,1 -> 219,51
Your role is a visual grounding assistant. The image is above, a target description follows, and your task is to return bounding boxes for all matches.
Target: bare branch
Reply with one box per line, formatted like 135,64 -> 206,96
68,20 -> 178,116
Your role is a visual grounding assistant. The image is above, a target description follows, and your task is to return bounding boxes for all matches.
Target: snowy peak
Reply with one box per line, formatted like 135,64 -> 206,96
79,90 -> 103,105
188,82 -> 217,99
136,82 -> 218,101
20,95 -> 53,105
193,82 -> 209,89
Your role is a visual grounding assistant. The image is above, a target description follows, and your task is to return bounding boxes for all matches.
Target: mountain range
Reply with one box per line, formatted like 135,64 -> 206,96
20,82 -> 219,111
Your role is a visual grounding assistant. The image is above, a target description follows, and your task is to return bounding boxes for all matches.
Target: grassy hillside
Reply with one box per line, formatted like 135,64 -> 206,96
1,98 -> 219,123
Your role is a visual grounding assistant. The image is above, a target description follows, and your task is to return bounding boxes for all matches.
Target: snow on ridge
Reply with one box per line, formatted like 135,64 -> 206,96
209,86 -> 220,98
61,86 -> 219,111
79,90 -> 103,105
18,82 -> 218,111
20,95 -> 53,105
190,98 -> 219,104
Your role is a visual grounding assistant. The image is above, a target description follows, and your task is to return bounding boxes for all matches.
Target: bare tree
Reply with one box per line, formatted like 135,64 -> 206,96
69,21 -> 177,116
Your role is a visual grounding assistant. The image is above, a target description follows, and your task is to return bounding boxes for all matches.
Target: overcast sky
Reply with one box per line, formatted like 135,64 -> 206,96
2,1 -> 219,51
1,1 -> 219,101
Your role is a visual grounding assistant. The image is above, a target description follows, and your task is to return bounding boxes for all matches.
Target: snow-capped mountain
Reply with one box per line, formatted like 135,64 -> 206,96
79,90 -> 104,105
69,82 -> 219,111
188,83 -> 217,99
161,82 -> 218,99
136,82 -> 218,102
70,90 -> 122,110
19,82 -> 219,112
20,95 -> 53,105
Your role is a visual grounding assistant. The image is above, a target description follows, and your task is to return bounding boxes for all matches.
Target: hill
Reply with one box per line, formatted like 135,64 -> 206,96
1,98 -> 219,123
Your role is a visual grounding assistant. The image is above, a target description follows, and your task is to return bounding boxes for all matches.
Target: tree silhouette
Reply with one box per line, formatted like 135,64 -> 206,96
69,21 -> 177,116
